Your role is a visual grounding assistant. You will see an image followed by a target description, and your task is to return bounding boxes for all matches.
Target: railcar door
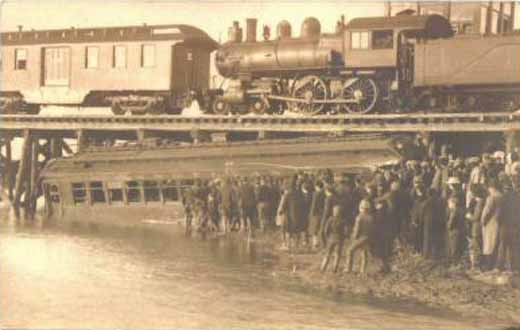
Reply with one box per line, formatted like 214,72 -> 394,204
171,44 -> 197,92
43,47 -> 70,86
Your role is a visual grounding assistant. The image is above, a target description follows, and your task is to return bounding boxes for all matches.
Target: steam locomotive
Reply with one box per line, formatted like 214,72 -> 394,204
211,15 -> 520,115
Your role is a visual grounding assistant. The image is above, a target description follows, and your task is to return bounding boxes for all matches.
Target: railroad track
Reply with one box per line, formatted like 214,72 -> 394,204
1,112 -> 520,134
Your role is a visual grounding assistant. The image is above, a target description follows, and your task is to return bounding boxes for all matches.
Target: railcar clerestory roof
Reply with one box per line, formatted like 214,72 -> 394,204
346,14 -> 454,39
1,24 -> 219,49
39,136 -> 400,182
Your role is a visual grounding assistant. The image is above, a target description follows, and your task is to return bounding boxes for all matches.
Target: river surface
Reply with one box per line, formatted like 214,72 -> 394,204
0,211 -> 507,330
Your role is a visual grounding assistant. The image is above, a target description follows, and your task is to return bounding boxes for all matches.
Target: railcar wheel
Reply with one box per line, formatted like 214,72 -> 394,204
341,78 -> 378,114
212,99 -> 230,115
288,75 -> 328,115
249,98 -> 269,115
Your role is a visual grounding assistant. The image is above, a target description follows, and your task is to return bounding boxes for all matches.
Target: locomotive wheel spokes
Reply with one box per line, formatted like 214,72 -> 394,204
289,75 -> 328,115
342,77 -> 378,114
250,98 -> 269,115
212,99 -> 230,115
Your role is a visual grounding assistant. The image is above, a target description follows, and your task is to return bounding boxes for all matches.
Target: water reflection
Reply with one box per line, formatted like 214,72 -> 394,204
0,213 -> 506,330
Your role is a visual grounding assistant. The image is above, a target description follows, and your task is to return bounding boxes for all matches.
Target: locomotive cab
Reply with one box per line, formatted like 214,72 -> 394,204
343,14 -> 453,71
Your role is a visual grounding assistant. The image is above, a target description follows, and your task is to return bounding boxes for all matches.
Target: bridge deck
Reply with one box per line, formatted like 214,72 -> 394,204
1,112 -> 520,134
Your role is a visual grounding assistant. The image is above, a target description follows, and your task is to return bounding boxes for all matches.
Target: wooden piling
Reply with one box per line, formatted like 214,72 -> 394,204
13,130 -> 31,217
28,136 -> 39,218
5,135 -> 13,201
76,130 -> 87,152
51,137 -> 63,158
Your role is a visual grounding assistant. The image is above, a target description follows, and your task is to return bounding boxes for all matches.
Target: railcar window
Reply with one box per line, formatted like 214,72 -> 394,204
161,180 -> 178,202
143,180 -> 161,202
113,45 -> 127,68
85,47 -> 99,68
14,48 -> 27,70
372,30 -> 393,49
125,181 -> 142,203
89,181 -> 106,204
141,44 -> 155,67
351,32 -> 369,50
71,183 -> 87,205
107,181 -> 124,203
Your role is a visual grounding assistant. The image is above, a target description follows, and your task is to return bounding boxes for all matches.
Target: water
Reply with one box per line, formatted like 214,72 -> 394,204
0,212 -> 506,330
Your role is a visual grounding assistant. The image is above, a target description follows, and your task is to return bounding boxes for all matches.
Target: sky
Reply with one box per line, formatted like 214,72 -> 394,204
0,0 -> 388,40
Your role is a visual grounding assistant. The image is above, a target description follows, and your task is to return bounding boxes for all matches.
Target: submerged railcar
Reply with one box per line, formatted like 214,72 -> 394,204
0,24 -> 218,114
39,137 -> 399,230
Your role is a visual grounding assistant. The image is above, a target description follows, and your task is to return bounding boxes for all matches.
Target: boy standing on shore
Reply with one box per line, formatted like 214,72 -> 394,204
345,200 -> 375,274
320,205 -> 347,273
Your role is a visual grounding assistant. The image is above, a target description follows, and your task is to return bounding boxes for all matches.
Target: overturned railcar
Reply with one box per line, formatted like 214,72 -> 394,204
39,137 -> 399,230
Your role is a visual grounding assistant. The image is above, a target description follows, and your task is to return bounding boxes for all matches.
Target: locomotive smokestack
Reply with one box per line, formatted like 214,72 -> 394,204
246,18 -> 257,42
228,21 -> 243,43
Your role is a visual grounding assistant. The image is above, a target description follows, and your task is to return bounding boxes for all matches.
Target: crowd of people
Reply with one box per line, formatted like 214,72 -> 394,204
181,144 -> 520,276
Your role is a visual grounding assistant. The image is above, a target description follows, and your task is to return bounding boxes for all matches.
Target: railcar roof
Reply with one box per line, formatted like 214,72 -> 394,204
0,24 -> 218,49
346,14 -> 453,38
40,136 -> 399,181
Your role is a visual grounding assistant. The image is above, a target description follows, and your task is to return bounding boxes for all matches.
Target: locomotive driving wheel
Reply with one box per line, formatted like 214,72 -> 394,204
341,77 -> 378,114
212,99 -> 231,115
288,75 -> 328,115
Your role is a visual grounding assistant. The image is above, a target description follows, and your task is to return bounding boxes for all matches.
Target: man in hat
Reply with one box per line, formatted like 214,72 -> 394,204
256,177 -> 272,232
446,197 -> 466,262
446,176 -> 465,207
465,184 -> 486,271
320,205 -> 347,273
345,199 -> 375,274
309,180 -> 326,250
320,183 -> 338,247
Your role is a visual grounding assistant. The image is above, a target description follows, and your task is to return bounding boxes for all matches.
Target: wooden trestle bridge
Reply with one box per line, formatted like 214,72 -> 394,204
1,111 -> 520,218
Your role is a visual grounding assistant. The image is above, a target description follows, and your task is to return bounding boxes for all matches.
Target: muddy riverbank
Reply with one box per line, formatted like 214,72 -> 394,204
251,232 -> 520,328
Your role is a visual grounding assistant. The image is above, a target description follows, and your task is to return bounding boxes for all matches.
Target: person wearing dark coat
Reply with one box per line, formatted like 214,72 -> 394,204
320,184 -> 338,247
277,180 -> 304,250
497,181 -> 516,271
411,184 -> 444,259
256,178 -> 272,232
445,197 -> 466,262
465,184 -> 486,270
320,205 -> 347,273
308,181 -> 326,249
239,178 -> 258,235
345,199 -> 376,274
220,178 -> 236,233
299,181 -> 313,239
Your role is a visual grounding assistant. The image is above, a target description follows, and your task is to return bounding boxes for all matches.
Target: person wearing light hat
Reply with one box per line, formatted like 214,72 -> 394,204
446,176 -> 465,207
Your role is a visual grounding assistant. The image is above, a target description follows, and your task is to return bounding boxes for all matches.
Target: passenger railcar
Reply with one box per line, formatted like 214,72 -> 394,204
0,24 -> 218,114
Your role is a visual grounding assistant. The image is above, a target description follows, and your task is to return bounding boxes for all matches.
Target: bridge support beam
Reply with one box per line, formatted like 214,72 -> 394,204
136,129 -> 147,142
504,130 -> 520,155
76,130 -> 87,152
50,137 -> 63,158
